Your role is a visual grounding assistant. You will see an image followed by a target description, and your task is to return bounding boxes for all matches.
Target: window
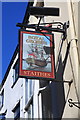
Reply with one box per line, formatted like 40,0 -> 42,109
27,103 -> 33,119
25,79 -> 34,118
25,79 -> 34,104
25,96 -> 33,119
28,80 -> 33,98
13,60 -> 19,83
12,102 -> 20,120
0,113 -> 6,120
0,90 -> 4,110
25,79 -> 28,104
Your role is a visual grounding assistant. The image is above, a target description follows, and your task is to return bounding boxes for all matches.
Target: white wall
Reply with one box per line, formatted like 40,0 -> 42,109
0,54 -> 26,118
44,1 -> 79,118
29,1 -> 79,118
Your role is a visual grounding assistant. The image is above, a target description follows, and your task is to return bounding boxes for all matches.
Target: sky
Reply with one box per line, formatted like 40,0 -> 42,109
1,2 -> 28,83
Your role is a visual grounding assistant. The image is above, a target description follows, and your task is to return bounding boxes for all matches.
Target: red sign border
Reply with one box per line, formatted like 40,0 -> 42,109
19,29 -> 55,80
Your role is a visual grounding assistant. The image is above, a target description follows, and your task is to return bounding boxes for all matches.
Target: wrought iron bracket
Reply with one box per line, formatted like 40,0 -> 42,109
17,6 -> 69,40
68,98 -> 80,109
38,80 -> 73,96
52,79 -> 73,84
16,21 -> 69,41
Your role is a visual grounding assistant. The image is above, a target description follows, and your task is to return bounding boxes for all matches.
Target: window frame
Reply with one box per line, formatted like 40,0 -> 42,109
25,79 -> 34,104
0,89 -> 4,110
12,59 -> 19,88
25,79 -> 34,119
24,95 -> 33,119
12,101 -> 20,120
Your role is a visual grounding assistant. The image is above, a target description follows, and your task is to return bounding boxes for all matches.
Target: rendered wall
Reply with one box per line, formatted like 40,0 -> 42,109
29,1 -> 80,118
0,54 -> 26,118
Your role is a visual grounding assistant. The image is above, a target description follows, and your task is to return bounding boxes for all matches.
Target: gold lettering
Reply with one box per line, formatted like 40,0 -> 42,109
28,35 -> 44,40
24,71 -> 27,74
26,38 -> 47,45
48,73 -> 51,77
24,70 -> 51,78
34,72 -> 37,76
30,72 -> 35,76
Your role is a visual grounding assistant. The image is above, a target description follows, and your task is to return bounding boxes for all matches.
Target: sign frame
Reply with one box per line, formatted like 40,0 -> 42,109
19,29 -> 55,80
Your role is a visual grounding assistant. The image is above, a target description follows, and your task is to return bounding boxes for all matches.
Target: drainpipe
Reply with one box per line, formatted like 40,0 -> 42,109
67,0 -> 79,99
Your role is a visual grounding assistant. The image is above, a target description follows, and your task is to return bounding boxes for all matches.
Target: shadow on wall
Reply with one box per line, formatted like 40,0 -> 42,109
40,42 -> 71,119
51,56 -> 65,119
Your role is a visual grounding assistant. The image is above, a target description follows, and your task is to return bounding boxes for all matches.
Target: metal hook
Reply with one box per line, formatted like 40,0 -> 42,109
68,98 -> 80,109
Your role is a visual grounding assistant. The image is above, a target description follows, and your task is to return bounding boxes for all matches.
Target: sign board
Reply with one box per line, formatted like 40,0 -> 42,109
19,30 -> 55,80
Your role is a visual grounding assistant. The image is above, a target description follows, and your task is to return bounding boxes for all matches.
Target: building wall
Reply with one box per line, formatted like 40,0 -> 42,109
47,1 -> 79,118
78,1 -> 80,118
0,1 -> 79,119
29,0 -> 80,118
0,54 -> 26,118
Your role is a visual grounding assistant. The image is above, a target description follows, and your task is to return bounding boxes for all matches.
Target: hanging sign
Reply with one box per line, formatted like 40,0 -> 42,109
19,30 -> 55,80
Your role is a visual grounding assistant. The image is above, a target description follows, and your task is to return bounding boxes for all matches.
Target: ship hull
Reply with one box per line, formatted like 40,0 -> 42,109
26,58 -> 47,67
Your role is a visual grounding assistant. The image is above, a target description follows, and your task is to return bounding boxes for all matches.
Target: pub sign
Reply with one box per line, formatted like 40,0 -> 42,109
19,30 -> 55,80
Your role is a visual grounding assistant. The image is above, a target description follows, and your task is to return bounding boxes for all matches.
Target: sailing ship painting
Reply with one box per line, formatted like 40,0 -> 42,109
22,33 -> 52,72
